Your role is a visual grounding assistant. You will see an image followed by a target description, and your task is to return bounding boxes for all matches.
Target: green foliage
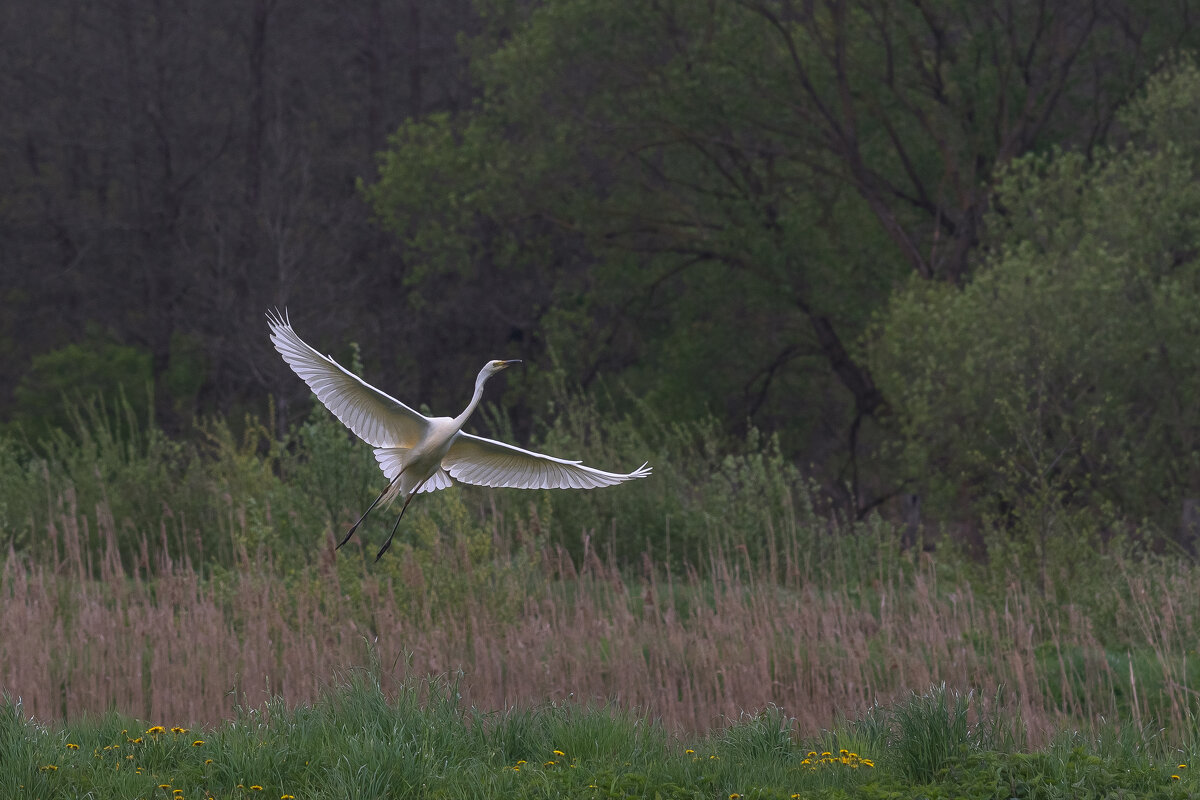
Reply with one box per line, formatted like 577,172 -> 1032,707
871,56 -> 1200,555
11,333 -> 153,440
1,678 -> 1194,799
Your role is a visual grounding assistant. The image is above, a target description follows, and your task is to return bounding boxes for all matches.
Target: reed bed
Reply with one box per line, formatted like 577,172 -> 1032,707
3,492 -> 1197,745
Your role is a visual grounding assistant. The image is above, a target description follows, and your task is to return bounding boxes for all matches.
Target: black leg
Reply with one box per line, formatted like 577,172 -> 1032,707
375,489 -> 420,562
338,471 -> 401,550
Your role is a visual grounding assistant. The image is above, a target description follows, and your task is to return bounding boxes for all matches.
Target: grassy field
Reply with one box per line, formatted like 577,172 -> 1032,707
3,401 -> 1200,796
2,675 -> 1196,799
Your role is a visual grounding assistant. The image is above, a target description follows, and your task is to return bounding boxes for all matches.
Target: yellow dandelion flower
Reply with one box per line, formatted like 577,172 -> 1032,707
136,768 -> 143,774
147,726 -> 165,735
192,740 -> 205,746
1172,775 -> 1181,781
807,751 -> 816,757
544,761 -> 556,766
840,749 -> 848,755
1180,764 -> 1188,769
174,791 -> 184,795
553,750 -> 565,756
251,786 -> 264,792
126,754 -> 134,760
172,726 -> 188,734
159,784 -> 172,790
800,759 -> 811,765
205,759 -> 213,765
66,743 -> 79,750
685,749 -> 695,755
862,759 -> 875,768
131,737 -> 143,744
709,755 -> 719,760
516,760 -> 526,765
282,796 -> 296,800
730,794 -> 741,799
792,795 -> 802,799
512,766 -> 520,772
40,764 -> 58,771
821,751 -> 831,757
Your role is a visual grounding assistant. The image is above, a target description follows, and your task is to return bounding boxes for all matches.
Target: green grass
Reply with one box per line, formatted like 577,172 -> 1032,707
3,676 -> 1196,800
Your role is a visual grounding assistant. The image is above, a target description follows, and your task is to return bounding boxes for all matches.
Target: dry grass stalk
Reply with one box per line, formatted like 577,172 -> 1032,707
1,495 -> 1196,744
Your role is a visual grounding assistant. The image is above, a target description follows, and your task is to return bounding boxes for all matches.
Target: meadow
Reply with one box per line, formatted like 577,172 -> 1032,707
2,396 -> 1199,797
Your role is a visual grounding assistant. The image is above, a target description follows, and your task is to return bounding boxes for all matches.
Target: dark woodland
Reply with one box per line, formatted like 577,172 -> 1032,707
4,0 -> 1200,543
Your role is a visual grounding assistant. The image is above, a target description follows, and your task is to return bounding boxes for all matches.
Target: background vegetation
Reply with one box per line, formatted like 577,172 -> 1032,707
6,0 -> 1200,535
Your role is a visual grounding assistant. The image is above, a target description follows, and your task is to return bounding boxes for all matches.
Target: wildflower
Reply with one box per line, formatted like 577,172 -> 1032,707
192,740 -> 205,747
126,754 -> 134,760
147,726 -> 165,735
251,786 -> 264,792
1181,764 -> 1189,769
66,743 -> 79,750
685,749 -> 695,755
159,784 -> 172,790
544,761 -> 556,766
840,749 -> 848,755
40,764 -> 58,771
174,791 -> 184,796
862,759 -> 874,768
172,726 -> 188,735
1173,775 -> 1181,781
204,759 -> 213,765
512,766 -> 520,772
792,795 -> 802,799
800,759 -> 811,765
131,737 -> 144,744
730,794 -> 741,799
821,751 -> 831,757
282,796 -> 296,799
709,755 -> 719,760
807,751 -> 816,757
516,760 -> 526,765
553,750 -> 565,756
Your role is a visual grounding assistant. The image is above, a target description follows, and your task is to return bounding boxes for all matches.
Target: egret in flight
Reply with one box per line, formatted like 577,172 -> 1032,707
267,309 -> 651,561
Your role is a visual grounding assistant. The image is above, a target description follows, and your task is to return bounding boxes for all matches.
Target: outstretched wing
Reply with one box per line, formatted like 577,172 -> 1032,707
442,431 -> 652,490
267,309 -> 429,448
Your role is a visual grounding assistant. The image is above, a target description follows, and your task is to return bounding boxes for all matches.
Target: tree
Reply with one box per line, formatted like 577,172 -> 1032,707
871,57 -> 1200,546
367,0 -> 1193,512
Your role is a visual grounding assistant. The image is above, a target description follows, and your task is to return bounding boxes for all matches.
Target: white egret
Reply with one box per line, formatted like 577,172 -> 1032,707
267,309 -> 651,560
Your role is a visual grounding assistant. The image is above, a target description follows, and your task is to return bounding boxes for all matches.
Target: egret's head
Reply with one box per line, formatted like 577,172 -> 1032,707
484,359 -> 520,377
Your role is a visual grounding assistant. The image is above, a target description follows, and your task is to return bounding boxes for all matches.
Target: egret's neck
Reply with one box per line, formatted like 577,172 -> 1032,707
453,374 -> 489,428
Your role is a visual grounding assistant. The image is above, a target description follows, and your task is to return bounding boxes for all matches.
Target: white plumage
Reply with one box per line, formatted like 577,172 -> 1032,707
266,309 -> 651,559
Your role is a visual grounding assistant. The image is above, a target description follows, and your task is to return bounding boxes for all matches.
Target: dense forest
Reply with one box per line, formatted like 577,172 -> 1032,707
5,0 -> 1200,548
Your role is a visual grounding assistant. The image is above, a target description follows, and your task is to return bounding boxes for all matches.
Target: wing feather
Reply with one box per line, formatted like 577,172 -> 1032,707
372,447 -> 453,494
267,309 -> 428,448
442,432 -> 652,490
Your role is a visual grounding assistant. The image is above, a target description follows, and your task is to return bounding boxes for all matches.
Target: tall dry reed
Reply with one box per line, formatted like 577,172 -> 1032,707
1,492 -> 1196,745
